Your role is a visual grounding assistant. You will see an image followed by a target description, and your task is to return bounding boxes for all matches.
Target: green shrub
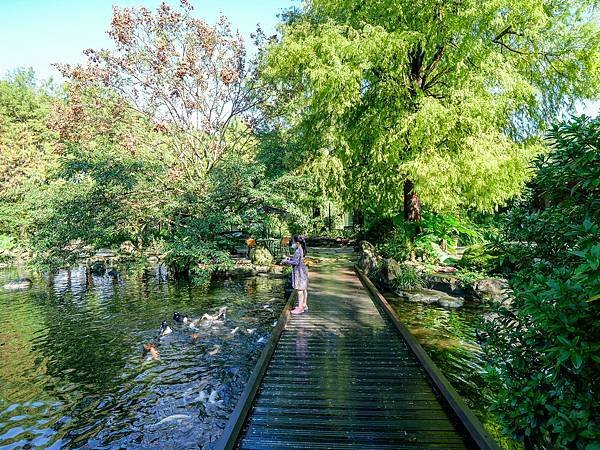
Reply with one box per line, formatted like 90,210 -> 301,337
391,264 -> 424,291
482,116 -> 600,448
459,243 -> 498,272
375,226 -> 412,262
420,212 -> 484,249
163,237 -> 233,286
251,246 -> 273,266
0,235 -> 15,250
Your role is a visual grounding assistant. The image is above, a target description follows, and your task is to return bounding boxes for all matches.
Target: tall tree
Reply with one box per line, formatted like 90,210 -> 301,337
260,0 -> 600,220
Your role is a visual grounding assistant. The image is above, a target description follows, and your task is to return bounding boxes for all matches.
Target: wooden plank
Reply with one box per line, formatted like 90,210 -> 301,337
354,266 -> 500,450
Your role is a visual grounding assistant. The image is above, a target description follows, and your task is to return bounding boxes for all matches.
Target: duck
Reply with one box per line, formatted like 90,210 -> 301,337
173,312 -> 191,324
190,332 -> 201,341
159,320 -> 173,337
191,306 -> 228,328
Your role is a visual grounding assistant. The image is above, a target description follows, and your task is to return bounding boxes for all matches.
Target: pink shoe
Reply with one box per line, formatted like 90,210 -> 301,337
291,307 -> 304,315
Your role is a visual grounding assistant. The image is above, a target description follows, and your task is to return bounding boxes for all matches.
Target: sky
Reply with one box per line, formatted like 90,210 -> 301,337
0,0 -> 297,80
0,0 -> 597,117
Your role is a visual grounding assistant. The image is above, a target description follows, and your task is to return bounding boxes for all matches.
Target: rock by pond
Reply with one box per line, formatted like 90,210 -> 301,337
90,261 -> 106,275
471,278 -> 509,301
356,240 -> 381,276
2,278 -> 32,290
397,287 -> 464,308
251,247 -> 273,266
94,248 -> 118,258
379,258 -> 401,288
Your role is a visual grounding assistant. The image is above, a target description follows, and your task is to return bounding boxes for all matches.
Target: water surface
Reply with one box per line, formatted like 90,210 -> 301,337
387,293 -> 521,449
0,266 -> 285,449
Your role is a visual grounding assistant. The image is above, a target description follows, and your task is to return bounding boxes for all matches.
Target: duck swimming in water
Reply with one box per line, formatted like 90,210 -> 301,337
187,306 -> 228,328
173,312 -> 191,324
190,332 -> 201,341
159,320 -> 173,337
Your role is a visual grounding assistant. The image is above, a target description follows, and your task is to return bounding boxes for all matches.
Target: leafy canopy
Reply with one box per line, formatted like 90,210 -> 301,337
261,0 -> 600,214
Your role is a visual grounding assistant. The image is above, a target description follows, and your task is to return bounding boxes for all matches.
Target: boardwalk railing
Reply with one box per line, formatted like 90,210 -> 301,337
354,266 -> 500,450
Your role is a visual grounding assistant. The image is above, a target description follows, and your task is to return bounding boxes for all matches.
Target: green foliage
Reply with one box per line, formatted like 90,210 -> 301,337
372,218 -> 413,262
420,212 -> 484,248
0,235 -> 15,250
0,69 -> 58,240
163,237 -> 233,286
483,116 -> 600,448
452,268 -> 489,288
391,264 -> 424,291
251,246 -> 274,266
261,0 -> 599,216
371,212 -> 487,263
459,244 -> 499,272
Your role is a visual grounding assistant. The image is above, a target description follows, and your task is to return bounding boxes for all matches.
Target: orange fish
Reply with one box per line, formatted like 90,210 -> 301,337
143,343 -> 160,360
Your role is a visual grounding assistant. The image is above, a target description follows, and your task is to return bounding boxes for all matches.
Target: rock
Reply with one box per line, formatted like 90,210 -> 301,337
434,265 -> 458,274
269,265 -> 284,275
90,261 -> 106,276
472,278 -> 509,301
398,287 -> 464,308
424,273 -> 465,296
380,258 -> 401,287
120,241 -> 136,254
357,241 -> 381,275
437,296 -> 464,308
3,278 -> 32,290
398,288 -> 440,305
94,248 -> 117,258
254,265 -> 270,274
251,247 -> 273,266
227,266 -> 256,278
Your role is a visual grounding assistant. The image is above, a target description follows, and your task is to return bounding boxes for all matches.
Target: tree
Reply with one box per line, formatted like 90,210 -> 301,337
55,0 -> 259,186
483,116 -> 600,448
0,69 -> 58,244
260,0 -> 600,221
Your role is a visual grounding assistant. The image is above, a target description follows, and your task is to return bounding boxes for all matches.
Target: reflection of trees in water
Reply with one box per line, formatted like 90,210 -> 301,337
392,299 -> 491,416
0,306 -> 49,404
32,287 -> 133,394
1,265 -> 286,447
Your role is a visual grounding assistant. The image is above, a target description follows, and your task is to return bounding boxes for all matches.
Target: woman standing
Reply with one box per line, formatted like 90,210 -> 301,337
282,235 -> 309,314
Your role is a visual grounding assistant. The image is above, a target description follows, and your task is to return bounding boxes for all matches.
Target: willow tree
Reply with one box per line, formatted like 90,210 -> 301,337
261,0 -> 600,220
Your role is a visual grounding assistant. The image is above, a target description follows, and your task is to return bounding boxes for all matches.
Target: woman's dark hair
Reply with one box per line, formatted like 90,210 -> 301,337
292,235 -> 308,256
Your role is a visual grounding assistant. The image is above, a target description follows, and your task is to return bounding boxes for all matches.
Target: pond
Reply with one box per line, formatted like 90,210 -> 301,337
386,293 -> 522,450
0,266 -> 285,449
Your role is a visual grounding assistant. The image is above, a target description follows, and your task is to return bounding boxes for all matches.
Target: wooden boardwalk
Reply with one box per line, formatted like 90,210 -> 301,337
218,250 -> 497,450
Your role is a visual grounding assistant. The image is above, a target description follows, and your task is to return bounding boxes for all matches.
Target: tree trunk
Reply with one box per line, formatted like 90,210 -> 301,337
403,179 -> 422,222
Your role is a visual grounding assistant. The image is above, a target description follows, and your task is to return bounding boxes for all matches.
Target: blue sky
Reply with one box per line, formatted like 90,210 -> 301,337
0,0 -> 297,80
0,0 -> 597,116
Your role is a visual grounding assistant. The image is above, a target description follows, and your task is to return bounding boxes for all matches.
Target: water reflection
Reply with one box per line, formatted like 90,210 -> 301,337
0,265 -> 285,449
386,293 -> 521,449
